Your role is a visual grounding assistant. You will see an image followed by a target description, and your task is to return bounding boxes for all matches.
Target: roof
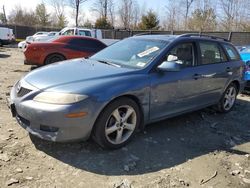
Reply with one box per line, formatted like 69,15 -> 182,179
133,34 -> 231,43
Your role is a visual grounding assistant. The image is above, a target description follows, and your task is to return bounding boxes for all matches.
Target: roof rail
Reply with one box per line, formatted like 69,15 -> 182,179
133,32 -> 154,36
179,33 -> 229,42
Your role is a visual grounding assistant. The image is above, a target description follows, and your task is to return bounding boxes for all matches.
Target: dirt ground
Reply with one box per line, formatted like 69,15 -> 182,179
0,47 -> 250,188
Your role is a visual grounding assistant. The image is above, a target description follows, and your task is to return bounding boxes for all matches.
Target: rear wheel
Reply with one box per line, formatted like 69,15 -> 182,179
216,83 -> 237,113
44,54 -> 65,65
0,40 -> 2,47
93,97 -> 141,149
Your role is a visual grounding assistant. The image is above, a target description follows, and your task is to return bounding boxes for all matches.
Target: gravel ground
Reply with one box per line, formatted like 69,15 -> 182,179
0,47 -> 250,188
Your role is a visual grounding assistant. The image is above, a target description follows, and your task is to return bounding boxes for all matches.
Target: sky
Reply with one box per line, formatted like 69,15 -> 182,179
0,0 -> 165,26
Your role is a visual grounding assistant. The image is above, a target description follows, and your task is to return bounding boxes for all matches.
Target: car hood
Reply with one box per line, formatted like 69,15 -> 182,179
24,58 -> 136,90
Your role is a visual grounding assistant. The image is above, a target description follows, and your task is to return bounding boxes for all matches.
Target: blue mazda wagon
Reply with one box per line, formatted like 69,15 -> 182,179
9,34 -> 245,149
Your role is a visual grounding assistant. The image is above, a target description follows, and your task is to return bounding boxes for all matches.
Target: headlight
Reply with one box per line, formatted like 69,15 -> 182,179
33,92 -> 88,104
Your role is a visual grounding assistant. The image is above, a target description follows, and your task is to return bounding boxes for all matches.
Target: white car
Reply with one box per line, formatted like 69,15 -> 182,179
18,41 -> 27,49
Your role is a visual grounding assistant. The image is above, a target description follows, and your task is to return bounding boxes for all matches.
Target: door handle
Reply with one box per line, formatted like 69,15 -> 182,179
193,74 -> 202,80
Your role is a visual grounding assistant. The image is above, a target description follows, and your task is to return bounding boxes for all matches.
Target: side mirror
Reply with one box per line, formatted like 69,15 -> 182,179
157,61 -> 181,72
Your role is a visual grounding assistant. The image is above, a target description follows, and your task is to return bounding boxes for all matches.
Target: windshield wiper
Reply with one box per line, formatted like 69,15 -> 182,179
95,59 -> 121,68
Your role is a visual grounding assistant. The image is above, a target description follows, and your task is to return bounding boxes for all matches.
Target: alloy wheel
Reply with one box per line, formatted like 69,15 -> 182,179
223,86 -> 236,111
105,105 -> 137,145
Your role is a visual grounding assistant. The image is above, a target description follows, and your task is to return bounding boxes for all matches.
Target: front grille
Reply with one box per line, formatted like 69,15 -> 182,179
17,87 -> 32,97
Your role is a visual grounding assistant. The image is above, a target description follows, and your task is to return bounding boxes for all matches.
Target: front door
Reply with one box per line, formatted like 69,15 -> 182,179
150,42 -> 205,120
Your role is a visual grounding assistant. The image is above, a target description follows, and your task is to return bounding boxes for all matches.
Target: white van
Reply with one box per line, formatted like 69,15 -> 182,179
0,27 -> 15,46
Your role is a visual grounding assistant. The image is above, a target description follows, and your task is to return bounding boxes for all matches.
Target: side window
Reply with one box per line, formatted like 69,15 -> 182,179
78,30 -> 92,37
62,29 -> 74,36
199,42 -> 227,65
165,43 -> 194,68
69,39 -> 106,52
223,44 -> 241,61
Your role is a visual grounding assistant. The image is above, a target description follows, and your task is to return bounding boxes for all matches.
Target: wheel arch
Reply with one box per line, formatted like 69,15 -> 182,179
91,94 -> 145,137
231,80 -> 240,94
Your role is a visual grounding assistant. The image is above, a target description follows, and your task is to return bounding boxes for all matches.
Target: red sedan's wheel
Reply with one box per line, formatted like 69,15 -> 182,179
45,54 -> 65,65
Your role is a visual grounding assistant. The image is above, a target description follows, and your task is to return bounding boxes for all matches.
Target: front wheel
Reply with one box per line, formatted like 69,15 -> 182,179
92,97 -> 141,149
216,83 -> 237,113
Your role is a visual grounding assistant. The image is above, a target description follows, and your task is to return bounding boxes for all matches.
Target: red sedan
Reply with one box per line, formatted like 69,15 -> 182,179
24,36 -> 107,66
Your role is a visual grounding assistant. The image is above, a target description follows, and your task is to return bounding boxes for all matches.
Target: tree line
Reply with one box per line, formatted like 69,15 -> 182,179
0,0 -> 250,32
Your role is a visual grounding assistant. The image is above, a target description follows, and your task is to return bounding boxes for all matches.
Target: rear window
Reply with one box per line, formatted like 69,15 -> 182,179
223,44 -> 241,61
199,42 -> 227,65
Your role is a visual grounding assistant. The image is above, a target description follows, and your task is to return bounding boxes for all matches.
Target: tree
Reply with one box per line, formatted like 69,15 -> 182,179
50,0 -> 68,28
164,1 -> 180,31
69,0 -> 88,27
138,10 -> 160,30
8,6 -> 37,26
92,0 -> 115,27
95,17 -> 112,29
0,6 -> 7,24
219,0 -> 250,31
184,0 -> 195,29
188,7 -> 217,31
83,19 -> 93,28
35,3 -> 50,26
118,0 -> 136,29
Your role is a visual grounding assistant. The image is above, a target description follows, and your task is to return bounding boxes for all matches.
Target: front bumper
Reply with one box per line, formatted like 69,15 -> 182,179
9,81 -> 99,142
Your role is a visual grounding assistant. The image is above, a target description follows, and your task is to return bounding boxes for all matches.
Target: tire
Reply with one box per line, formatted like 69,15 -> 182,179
44,54 -> 65,65
216,83 -> 237,113
0,40 -> 2,47
92,97 -> 141,149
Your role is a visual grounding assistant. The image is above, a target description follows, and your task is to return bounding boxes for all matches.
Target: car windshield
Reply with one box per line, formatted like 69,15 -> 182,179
90,38 -> 168,69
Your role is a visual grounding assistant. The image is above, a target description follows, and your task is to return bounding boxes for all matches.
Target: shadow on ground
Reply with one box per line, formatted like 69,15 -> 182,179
31,97 -> 250,176
0,54 -> 11,58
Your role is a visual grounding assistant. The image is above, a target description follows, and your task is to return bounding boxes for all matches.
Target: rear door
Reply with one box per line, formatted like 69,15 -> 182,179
195,41 -> 231,103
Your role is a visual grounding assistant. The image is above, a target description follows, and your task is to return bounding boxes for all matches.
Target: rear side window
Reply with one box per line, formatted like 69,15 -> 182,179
69,39 -> 106,52
199,42 -> 227,65
78,30 -> 92,37
223,44 -> 241,61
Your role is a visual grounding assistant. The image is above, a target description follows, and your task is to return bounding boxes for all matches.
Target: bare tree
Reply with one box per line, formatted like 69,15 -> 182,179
2,5 -> 7,24
50,0 -> 68,27
69,0 -> 88,27
219,0 -> 249,31
184,0 -> 195,29
108,0 -> 115,27
118,0 -> 136,29
92,0 -> 115,26
164,1 -> 181,31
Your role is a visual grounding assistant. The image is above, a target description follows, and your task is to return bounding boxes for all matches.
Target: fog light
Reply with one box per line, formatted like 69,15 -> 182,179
65,112 -> 88,118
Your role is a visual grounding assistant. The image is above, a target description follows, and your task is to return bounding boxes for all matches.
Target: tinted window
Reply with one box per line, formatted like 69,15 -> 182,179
90,38 -> 168,69
78,30 -> 92,37
223,44 -> 241,61
69,39 -> 106,52
164,43 -> 194,68
199,42 -> 227,65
